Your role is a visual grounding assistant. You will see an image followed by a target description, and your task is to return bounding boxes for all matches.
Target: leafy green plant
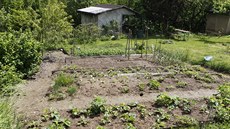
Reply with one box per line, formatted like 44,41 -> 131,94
96,125 -> 106,129
88,96 -> 106,116
27,120 -> 42,128
138,83 -> 146,91
154,109 -> 170,123
77,116 -> 89,126
121,113 -> 136,123
179,99 -> 192,114
116,103 -> 131,113
100,112 -> 111,125
148,80 -> 161,90
125,123 -> 136,129
155,93 -> 175,107
71,108 -> 81,118
137,104 -> 148,119
121,86 -> 130,94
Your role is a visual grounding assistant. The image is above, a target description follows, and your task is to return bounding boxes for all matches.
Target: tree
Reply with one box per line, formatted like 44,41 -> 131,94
38,0 -> 73,50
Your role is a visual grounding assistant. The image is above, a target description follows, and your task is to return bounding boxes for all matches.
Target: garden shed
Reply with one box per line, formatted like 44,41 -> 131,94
77,4 -> 137,32
206,13 -> 230,35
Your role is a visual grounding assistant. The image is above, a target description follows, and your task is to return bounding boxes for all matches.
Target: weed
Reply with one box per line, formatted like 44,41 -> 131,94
176,81 -> 188,88
175,115 -> 198,127
184,70 -> 199,78
53,73 -> 74,89
0,100 -> 21,129
48,92 -> 66,101
66,86 -> 77,96
153,45 -> 190,66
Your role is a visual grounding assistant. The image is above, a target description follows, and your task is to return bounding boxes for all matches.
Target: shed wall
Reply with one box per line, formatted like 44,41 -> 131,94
81,14 -> 98,24
206,14 -> 230,34
98,8 -> 135,31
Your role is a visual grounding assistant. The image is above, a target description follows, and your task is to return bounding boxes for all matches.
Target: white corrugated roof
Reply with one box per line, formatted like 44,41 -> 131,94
78,7 -> 112,14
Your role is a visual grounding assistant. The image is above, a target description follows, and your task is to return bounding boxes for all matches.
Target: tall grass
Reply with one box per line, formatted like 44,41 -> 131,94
153,44 -> 190,66
0,99 -> 21,129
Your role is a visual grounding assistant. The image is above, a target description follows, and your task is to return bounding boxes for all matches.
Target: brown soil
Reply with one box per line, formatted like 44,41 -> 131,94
13,51 -> 230,128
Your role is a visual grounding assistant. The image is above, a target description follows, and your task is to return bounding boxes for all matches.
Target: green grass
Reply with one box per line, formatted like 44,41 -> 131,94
67,35 -> 230,73
151,35 -> 230,73
0,99 -> 21,129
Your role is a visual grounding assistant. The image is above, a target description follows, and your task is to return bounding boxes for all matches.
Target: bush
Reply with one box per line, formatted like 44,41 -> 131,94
0,65 -> 21,96
74,24 -> 100,45
0,32 -> 42,77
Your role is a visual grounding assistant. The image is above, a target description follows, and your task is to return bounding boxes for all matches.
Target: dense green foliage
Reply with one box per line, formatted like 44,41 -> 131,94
0,32 -> 42,77
0,99 -> 21,129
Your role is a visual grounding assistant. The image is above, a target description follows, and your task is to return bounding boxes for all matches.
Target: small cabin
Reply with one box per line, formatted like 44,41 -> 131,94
77,4 -> 137,32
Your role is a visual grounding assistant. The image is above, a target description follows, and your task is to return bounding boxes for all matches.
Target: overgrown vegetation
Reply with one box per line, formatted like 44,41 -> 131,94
48,73 -> 77,101
0,99 -> 21,129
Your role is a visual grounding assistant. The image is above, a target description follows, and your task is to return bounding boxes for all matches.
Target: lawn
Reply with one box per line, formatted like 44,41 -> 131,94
69,35 -> 230,73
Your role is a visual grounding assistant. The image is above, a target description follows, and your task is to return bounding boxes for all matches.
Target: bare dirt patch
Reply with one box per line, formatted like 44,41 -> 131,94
13,51 -> 230,128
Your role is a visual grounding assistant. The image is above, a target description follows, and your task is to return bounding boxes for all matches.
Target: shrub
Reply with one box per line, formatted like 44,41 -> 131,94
0,32 -> 42,77
0,65 -> 21,96
74,24 -> 100,44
